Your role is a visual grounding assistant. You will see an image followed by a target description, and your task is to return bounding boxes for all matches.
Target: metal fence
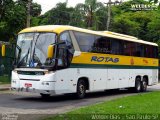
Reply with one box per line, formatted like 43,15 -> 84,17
0,43 -> 14,82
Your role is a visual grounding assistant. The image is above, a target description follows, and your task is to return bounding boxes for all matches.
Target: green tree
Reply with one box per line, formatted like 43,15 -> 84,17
17,0 -> 41,17
31,2 -> 41,17
149,0 -> 159,3
75,0 -> 104,29
0,0 -> 41,42
37,2 -> 75,26
111,12 -> 140,37
147,11 -> 160,42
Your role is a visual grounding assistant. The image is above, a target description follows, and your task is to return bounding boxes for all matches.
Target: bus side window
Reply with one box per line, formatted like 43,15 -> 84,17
93,36 -> 111,54
60,32 -> 73,48
73,31 -> 95,52
111,39 -> 123,55
146,45 -> 153,58
136,44 -> 141,57
139,45 -> 146,57
153,46 -> 158,58
130,42 -> 136,56
123,41 -> 131,56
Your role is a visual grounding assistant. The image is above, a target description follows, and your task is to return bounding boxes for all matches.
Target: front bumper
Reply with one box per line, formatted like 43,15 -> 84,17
11,87 -> 56,95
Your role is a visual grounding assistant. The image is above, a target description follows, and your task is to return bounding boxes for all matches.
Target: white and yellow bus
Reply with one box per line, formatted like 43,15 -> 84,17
2,25 -> 158,98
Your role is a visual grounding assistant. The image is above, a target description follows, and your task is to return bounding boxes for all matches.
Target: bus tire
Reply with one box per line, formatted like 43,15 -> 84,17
134,78 -> 141,93
141,77 -> 147,92
40,93 -> 50,98
76,79 -> 86,99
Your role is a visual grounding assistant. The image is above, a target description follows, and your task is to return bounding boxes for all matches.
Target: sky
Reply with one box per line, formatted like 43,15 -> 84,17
33,0 -> 124,14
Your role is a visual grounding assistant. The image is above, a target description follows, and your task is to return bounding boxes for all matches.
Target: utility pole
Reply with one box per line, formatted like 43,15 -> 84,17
106,0 -> 111,30
66,0 -> 68,6
105,0 -> 122,30
26,0 -> 32,28
66,0 -> 68,4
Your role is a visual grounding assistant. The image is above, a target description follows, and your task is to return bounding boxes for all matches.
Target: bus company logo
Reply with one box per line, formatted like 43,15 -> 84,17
143,59 -> 148,64
153,61 -> 157,64
130,58 -> 134,65
91,56 -> 119,63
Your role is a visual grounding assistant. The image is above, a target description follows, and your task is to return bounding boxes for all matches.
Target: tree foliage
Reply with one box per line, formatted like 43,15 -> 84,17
0,0 -> 41,42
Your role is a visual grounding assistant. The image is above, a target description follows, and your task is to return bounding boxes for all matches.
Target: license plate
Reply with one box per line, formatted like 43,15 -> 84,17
25,83 -> 32,87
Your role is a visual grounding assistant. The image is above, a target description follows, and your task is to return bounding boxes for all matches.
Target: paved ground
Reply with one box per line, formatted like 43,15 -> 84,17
0,84 -> 159,120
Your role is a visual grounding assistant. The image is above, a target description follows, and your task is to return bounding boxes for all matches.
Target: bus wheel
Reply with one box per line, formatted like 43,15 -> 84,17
134,78 -> 141,93
76,80 -> 86,99
40,93 -> 50,98
141,78 -> 147,92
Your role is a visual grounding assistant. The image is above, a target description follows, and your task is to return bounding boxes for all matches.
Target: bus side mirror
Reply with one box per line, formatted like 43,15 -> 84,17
47,45 -> 54,58
1,45 -> 6,57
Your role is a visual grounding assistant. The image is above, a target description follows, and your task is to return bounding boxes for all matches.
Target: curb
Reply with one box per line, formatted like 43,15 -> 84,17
0,87 -> 10,91
0,84 -> 10,91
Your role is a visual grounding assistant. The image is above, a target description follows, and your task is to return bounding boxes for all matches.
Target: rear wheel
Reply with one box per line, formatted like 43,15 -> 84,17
141,77 -> 147,92
134,78 -> 141,93
76,80 -> 86,99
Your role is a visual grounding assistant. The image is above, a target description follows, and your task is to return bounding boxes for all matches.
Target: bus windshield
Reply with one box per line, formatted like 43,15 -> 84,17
16,32 -> 57,68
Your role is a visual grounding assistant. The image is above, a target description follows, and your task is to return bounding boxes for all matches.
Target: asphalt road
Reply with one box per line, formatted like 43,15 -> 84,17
0,84 -> 159,120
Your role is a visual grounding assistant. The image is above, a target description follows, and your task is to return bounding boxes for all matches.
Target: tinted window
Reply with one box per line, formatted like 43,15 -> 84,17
146,45 -> 153,58
74,31 -> 111,54
153,46 -> 158,58
135,44 -> 140,57
111,39 -> 123,55
74,31 -> 158,58
74,32 -> 94,52
123,41 -> 131,56
135,44 -> 158,58
130,42 -> 136,56
92,36 -> 111,54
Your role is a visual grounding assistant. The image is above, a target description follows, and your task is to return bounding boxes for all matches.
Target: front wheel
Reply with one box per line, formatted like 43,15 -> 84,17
40,93 -> 51,99
76,80 -> 86,99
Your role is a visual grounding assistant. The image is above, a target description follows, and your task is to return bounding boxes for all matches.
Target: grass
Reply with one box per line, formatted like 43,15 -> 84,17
44,91 -> 160,120
0,76 -> 10,84
69,92 -> 160,114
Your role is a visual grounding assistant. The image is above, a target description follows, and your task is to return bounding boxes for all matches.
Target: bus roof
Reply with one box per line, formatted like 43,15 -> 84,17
19,25 -> 158,46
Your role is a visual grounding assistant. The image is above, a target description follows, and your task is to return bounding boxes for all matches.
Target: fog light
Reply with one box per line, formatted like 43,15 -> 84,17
12,80 -> 16,83
42,82 -> 49,85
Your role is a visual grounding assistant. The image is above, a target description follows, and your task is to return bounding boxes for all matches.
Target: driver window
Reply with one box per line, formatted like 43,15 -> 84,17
60,32 -> 72,47
57,32 -> 74,68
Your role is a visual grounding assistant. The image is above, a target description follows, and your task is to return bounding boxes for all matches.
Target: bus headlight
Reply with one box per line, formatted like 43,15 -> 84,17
12,80 -> 16,84
13,70 -> 17,73
44,71 -> 54,74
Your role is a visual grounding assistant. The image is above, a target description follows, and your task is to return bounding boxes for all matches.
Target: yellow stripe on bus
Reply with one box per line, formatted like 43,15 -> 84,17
72,52 -> 158,67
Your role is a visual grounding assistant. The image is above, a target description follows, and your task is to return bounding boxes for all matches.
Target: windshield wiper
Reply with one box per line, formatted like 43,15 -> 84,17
16,45 -> 21,59
31,33 -> 41,65
17,48 -> 30,67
